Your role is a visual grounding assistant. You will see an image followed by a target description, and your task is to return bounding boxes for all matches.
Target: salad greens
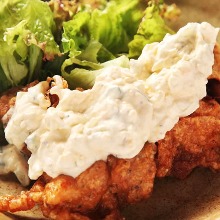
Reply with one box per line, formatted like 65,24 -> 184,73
0,0 -> 179,93
128,0 -> 175,58
60,0 -> 144,89
0,0 -> 59,93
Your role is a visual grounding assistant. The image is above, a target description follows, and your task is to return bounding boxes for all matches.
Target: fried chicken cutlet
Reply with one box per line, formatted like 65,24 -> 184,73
0,36 -> 219,220
0,143 -> 156,220
156,98 -> 220,179
156,45 -> 220,179
0,82 -> 157,219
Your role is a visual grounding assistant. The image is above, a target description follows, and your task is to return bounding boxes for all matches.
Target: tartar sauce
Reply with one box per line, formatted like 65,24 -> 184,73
4,22 -> 219,180
0,145 -> 30,186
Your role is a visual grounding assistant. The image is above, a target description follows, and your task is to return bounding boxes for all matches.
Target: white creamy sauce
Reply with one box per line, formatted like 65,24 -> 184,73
4,22 -> 219,179
0,145 -> 30,186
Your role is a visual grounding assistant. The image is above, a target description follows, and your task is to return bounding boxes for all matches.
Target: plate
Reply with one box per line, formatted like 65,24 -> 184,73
0,0 -> 220,219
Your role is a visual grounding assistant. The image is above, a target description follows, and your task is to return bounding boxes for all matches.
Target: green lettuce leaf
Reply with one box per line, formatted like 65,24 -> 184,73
61,1 -> 143,61
128,0 -> 175,58
60,0 -> 177,90
0,0 -> 60,93
61,0 -> 144,89
61,55 -> 130,90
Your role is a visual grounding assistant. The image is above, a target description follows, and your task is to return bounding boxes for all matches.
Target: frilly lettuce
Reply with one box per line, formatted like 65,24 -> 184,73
0,0 -> 178,92
60,0 -> 177,89
60,0 -> 144,89
0,0 -> 60,93
128,0 -> 176,58
61,55 -> 130,90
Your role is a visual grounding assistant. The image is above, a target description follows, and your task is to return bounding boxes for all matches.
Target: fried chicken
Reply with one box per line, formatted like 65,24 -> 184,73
108,143 -> 156,205
0,46 -> 220,219
208,45 -> 220,82
0,143 -> 156,220
207,45 -> 220,102
156,98 -> 220,179
156,45 -> 220,179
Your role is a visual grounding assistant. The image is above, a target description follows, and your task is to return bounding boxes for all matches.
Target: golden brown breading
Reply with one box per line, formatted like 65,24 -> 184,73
156,98 -> 220,179
208,44 -> 220,82
0,46 -> 220,220
0,88 -> 17,120
0,144 -> 157,220
207,45 -> 220,101
40,161 -> 110,219
156,45 -> 220,179
0,161 -> 109,219
96,189 -> 123,219
108,143 -> 156,205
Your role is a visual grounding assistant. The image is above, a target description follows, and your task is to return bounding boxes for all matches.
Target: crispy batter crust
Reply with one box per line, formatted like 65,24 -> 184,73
156,45 -> 220,179
209,45 -> 220,82
156,98 -> 220,179
0,144 -> 156,220
0,46 -> 220,219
